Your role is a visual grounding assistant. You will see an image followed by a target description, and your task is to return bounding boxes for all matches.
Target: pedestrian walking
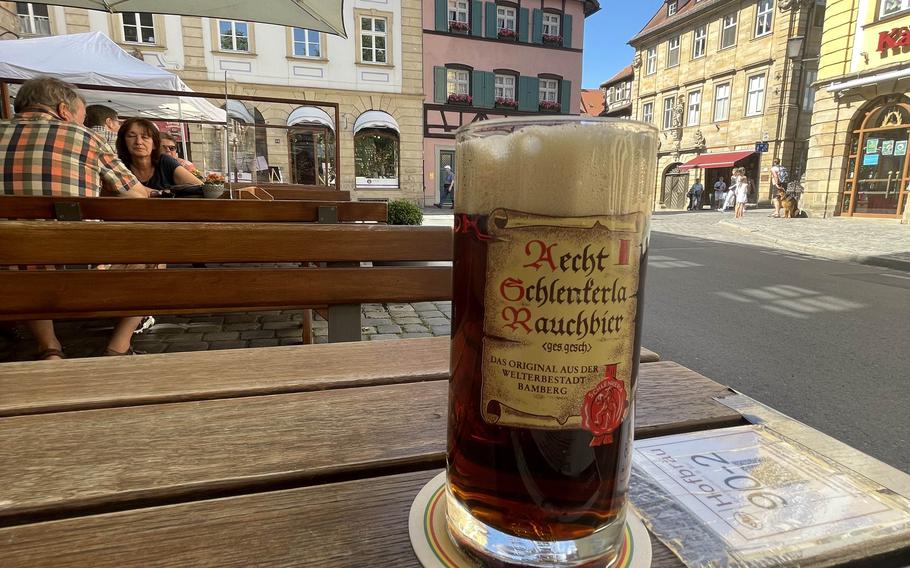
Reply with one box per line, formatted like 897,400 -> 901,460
769,158 -> 791,218
434,165 -> 454,208
714,176 -> 727,211
686,178 -> 703,211
732,167 -> 751,219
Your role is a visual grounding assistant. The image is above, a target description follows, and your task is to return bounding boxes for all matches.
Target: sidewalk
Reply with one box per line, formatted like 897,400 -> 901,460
651,211 -> 910,271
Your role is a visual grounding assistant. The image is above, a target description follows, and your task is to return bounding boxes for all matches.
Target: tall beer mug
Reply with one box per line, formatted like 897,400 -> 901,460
446,117 -> 658,567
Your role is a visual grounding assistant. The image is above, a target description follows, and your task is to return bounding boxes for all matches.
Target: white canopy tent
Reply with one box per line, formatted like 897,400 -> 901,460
0,32 -> 226,123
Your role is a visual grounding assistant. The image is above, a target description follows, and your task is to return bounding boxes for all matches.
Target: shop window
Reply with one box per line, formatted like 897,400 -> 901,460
354,128 -> 400,188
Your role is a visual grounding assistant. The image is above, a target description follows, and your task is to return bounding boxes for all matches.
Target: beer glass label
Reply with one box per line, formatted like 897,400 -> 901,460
480,209 -> 643,439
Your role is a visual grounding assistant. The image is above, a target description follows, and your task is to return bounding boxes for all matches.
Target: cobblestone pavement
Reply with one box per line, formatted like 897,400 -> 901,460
650,211 -> 910,271
0,301 -> 452,362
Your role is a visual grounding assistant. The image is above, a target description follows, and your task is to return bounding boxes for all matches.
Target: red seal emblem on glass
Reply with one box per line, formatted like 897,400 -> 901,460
580,363 -> 627,447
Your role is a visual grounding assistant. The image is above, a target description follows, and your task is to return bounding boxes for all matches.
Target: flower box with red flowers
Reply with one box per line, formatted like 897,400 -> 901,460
448,20 -> 469,33
494,97 -> 518,109
447,93 -> 473,105
497,28 -> 517,40
538,100 -> 561,111
542,34 -> 563,45
203,172 -> 226,186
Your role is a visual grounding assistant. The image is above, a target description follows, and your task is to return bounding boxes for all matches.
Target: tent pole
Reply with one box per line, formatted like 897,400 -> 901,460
334,104 -> 341,192
0,82 -> 11,119
177,95 -> 188,160
224,72 -> 233,198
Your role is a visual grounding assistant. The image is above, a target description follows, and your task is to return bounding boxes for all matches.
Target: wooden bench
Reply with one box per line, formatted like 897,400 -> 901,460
0,195 -> 383,223
0,221 -> 450,343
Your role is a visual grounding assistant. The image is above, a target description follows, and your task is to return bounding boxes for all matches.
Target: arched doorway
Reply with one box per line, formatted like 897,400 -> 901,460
842,96 -> 910,217
661,162 -> 689,210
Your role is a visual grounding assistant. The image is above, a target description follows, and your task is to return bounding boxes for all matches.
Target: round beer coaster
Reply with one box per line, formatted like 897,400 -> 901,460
409,472 -> 652,568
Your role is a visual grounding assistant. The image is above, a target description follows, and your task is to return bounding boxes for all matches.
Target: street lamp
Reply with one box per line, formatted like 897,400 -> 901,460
787,36 -> 806,60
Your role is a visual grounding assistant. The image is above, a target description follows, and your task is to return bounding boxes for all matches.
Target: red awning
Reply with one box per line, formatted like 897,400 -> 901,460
678,151 -> 755,171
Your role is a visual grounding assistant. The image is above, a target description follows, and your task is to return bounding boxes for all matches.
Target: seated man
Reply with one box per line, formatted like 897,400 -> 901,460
159,132 -> 199,176
84,104 -> 121,148
0,76 -> 152,359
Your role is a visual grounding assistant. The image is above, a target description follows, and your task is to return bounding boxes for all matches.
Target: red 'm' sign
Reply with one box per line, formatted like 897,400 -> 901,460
878,27 -> 910,52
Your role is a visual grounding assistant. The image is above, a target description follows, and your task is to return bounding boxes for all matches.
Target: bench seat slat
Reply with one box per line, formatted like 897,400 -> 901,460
0,267 -> 453,320
0,196 -> 387,223
0,221 -> 453,264
0,360 -> 740,521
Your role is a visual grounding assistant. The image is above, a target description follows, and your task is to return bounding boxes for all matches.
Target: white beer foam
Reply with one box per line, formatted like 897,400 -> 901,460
456,120 -> 658,217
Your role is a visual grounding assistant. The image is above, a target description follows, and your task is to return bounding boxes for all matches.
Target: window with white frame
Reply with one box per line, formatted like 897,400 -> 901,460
803,69 -> 818,112
605,88 -> 613,105
643,102 -> 654,124
746,74 -> 766,116
293,28 -> 320,57
542,13 -> 560,36
449,0 -> 468,23
497,5 -> 517,31
663,96 -> 675,130
880,0 -> 910,18
667,36 -> 680,67
495,74 -> 516,100
539,78 -> 559,102
755,0 -> 774,37
219,20 -> 250,52
687,91 -> 701,126
668,1 -> 678,16
693,25 -> 707,58
122,12 -> 155,44
623,82 -> 632,101
16,3 -> 50,36
721,13 -> 737,48
360,16 -> 388,63
447,69 -> 470,96
714,83 -> 731,121
646,47 -> 657,75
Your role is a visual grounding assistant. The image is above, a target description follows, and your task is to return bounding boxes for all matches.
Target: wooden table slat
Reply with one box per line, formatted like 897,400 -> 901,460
0,360 -> 739,521
0,469 -> 686,568
0,337 -> 659,417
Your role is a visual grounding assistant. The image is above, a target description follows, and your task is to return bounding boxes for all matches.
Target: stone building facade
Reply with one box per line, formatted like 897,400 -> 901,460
804,0 -> 910,220
629,0 -> 823,210
1,2 -> 424,202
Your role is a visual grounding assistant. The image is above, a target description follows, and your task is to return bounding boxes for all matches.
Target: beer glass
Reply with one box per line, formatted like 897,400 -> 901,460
445,117 -> 658,567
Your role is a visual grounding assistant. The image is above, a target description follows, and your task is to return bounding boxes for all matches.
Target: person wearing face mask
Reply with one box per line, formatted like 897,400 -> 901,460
0,76 -> 153,360
116,118 -> 201,190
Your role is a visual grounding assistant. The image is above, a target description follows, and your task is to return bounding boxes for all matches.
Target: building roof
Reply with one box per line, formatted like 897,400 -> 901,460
600,64 -> 634,89
630,0 -> 726,45
579,89 -> 605,116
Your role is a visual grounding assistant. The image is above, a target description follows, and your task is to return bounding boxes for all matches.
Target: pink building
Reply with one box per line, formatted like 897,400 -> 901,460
422,0 -> 599,205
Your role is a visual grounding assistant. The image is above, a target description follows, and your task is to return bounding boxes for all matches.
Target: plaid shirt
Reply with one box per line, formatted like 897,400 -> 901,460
91,124 -> 119,148
0,111 -> 138,197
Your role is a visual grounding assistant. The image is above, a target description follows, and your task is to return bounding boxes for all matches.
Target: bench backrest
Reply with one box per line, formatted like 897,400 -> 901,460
0,221 -> 452,324
0,195 -> 386,223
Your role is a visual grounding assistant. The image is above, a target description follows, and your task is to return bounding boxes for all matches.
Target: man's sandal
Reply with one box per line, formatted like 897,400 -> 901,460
103,347 -> 146,356
37,348 -> 66,361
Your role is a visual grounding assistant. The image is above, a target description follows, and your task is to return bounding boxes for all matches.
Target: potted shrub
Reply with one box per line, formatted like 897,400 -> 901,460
542,34 -> 563,46
448,20 -> 469,33
495,97 -> 518,109
538,100 -> 560,112
498,28 -> 517,40
388,199 -> 423,226
202,172 -> 226,199
447,93 -> 473,105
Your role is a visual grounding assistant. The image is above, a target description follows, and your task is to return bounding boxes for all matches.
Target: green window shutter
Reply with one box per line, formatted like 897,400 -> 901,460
518,76 -> 539,112
471,0 -> 483,36
560,79 -> 572,114
434,66 -> 448,103
483,71 -> 496,107
485,2 -> 497,38
562,14 -> 573,48
435,0 -> 448,31
518,8 -> 529,42
532,9 -> 543,43
472,70 -> 488,108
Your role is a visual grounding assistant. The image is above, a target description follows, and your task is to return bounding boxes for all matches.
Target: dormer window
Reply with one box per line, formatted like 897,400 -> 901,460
667,1 -> 678,16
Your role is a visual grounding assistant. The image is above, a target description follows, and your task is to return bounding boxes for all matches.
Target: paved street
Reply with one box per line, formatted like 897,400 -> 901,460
644,230 -> 910,472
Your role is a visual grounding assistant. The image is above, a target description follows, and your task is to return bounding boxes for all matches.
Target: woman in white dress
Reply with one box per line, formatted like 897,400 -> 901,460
733,167 -> 751,218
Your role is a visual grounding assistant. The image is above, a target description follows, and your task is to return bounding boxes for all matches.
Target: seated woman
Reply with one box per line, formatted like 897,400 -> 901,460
116,118 -> 202,190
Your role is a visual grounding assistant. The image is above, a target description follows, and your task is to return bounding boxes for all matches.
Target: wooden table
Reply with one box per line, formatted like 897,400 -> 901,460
0,337 -> 745,567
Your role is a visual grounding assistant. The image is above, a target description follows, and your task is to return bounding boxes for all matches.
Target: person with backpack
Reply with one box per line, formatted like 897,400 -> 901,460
770,158 -> 790,218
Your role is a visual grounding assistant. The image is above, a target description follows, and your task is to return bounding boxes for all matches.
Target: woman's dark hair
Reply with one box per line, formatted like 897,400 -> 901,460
116,117 -> 161,166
